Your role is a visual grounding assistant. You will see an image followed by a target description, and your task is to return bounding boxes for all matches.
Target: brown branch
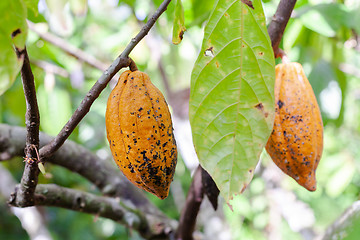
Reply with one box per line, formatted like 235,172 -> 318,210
27,21 -> 109,71
38,0 -> 172,160
267,0 -> 297,58
14,47 -> 41,207
31,184 -> 156,239
0,124 -> 175,237
175,166 -> 204,240
9,183 -> 168,239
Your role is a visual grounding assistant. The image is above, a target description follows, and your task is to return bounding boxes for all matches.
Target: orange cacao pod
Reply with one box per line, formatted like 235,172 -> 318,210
106,70 -> 177,199
265,62 -> 323,191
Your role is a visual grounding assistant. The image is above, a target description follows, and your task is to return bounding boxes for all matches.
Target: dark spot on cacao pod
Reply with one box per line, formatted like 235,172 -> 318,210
277,100 -> 284,109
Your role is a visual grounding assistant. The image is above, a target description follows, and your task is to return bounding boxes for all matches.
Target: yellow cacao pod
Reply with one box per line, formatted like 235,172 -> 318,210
265,62 -> 323,191
106,70 -> 177,199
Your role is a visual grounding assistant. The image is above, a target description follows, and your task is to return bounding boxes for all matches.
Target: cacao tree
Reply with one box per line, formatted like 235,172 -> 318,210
1,0 -> 360,239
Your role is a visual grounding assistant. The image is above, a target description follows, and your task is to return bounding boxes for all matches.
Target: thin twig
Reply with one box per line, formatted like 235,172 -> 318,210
38,0 -> 172,160
267,0 -> 297,58
175,166 -> 204,240
14,47 -> 41,207
27,21 -> 109,71
32,60 -> 69,78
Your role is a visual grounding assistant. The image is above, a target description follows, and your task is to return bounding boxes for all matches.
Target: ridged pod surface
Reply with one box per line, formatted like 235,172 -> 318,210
265,62 -> 323,191
106,70 -> 177,199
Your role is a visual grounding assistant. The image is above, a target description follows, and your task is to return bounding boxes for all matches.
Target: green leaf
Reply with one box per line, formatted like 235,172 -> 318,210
172,0 -> 186,45
300,10 -> 336,37
120,0 -> 136,8
298,3 -> 350,37
189,0 -> 275,205
308,60 -> 334,102
24,0 -> 39,16
0,0 -> 28,95
191,0 -> 216,26
348,7 -> 360,35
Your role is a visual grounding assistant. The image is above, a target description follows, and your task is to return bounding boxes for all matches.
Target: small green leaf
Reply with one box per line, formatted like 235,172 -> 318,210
189,0 -> 275,205
172,0 -> 186,45
38,162 -> 46,174
0,0 -> 28,95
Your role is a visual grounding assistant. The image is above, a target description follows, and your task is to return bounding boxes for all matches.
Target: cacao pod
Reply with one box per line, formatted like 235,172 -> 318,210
106,70 -> 177,199
265,62 -> 323,191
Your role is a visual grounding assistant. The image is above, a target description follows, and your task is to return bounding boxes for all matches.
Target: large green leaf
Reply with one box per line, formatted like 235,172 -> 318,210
0,0 -> 28,95
189,0 -> 275,205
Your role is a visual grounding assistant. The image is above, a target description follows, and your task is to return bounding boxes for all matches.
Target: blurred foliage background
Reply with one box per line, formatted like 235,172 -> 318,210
1,0 -> 360,239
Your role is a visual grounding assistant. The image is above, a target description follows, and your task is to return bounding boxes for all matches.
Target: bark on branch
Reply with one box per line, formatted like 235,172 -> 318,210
175,166 -> 204,240
15,184 -> 153,238
268,0 -> 297,58
14,47 -> 41,207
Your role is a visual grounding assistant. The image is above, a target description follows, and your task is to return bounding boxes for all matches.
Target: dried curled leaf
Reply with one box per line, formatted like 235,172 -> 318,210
106,70 -> 177,199
266,62 -> 323,191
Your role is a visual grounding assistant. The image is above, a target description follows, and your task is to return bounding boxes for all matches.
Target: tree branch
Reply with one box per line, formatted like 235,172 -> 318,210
267,0 -> 297,58
0,124 -> 175,237
14,47 -> 41,207
32,60 -> 69,78
8,182 -> 170,239
30,184 -> 156,239
175,166 -> 204,240
27,21 -> 109,71
38,0 -> 172,160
